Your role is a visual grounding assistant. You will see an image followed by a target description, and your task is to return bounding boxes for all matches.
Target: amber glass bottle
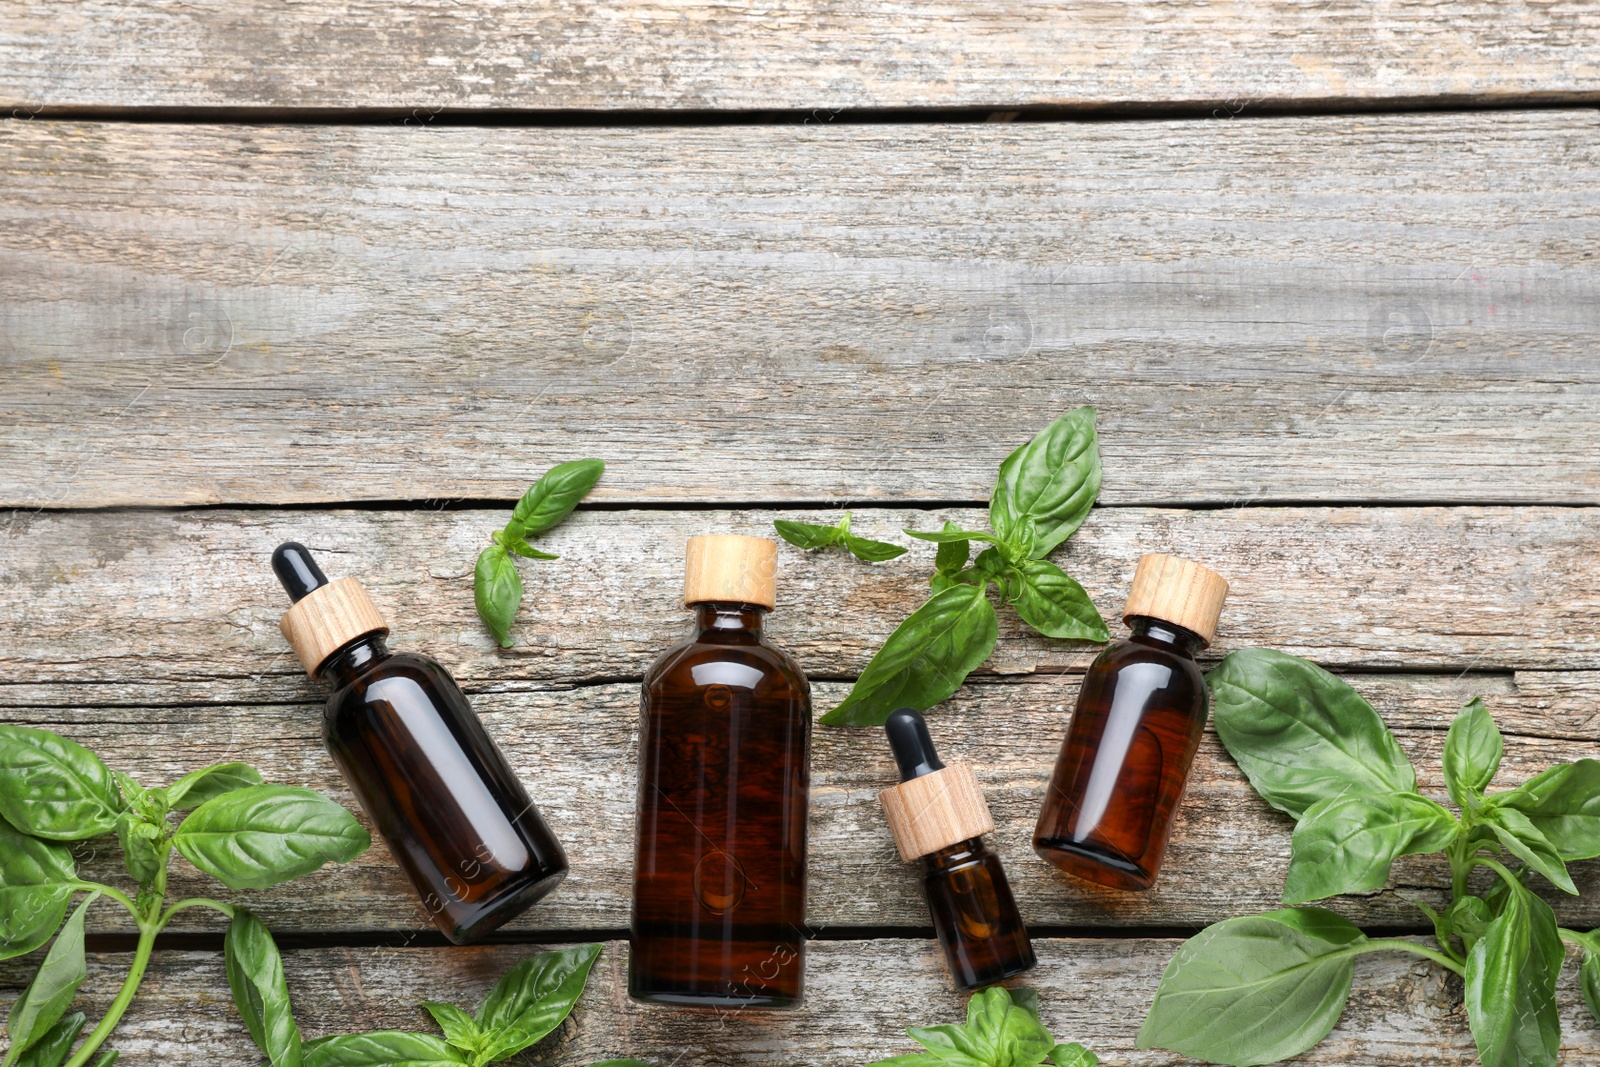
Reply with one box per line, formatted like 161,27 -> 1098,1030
1034,554 -> 1228,891
881,709 -> 1034,991
272,543 -> 567,943
630,534 -> 811,1008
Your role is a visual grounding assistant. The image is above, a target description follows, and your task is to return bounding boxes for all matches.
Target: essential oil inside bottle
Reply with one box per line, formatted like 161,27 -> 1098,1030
629,534 -> 812,1009
880,708 -> 1035,990
1033,553 -> 1227,891
272,542 -> 568,943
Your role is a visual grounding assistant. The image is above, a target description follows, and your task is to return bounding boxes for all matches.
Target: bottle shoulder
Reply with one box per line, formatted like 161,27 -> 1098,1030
1089,636 -> 1206,689
644,635 -> 810,697
324,650 -> 462,713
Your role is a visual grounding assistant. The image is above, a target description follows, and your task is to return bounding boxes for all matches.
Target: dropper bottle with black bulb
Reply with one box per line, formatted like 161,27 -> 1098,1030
271,542 -> 568,943
879,708 -> 1035,990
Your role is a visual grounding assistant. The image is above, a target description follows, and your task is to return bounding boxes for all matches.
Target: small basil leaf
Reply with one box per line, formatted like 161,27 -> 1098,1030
303,1032 -> 468,1067
1049,1044 -> 1098,1067
0,725 -> 123,840
904,527 -> 1002,546
420,1002 -> 480,1054
1485,807 -> 1577,894
87,1053 -> 118,1067
11,1012 -> 85,1067
473,545 -> 523,650
1465,880 -> 1562,1067
174,784 -> 370,890
0,818 -> 76,962
115,815 -> 166,886
1443,698 -> 1502,810
1582,947 -> 1600,1024
4,892 -> 96,1064
1207,649 -> 1416,820
905,986 -> 1054,1067
1489,758 -> 1600,860
840,532 -> 908,563
472,943 -> 603,1060
931,521 -> 971,580
773,518 -> 843,550
1005,986 -> 1040,1019
1008,559 -> 1109,642
165,763 -> 265,810
1446,894 -> 1494,954
1282,792 -> 1458,904
821,584 -> 998,727
989,406 -> 1101,558
506,458 -> 604,539
503,539 -> 560,561
225,908 -> 303,1067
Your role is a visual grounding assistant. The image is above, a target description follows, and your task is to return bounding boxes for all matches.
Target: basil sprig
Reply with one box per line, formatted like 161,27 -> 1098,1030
1138,648 -> 1600,1067
821,408 -> 1108,726
775,511 -> 907,562
475,459 -> 604,648
869,986 -> 1096,1067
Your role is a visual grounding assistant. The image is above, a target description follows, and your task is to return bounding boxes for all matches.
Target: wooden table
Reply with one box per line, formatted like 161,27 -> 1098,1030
3,4 -> 1600,1063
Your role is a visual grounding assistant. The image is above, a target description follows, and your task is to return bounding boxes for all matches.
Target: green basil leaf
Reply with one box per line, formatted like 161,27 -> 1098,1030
1008,559 -> 1109,642
1049,1044 -> 1098,1067
905,527 -> 1003,545
502,538 -> 560,561
1489,758 -> 1600,860
3,892 -> 95,1066
472,943 -> 602,1060
1137,907 -> 1364,1066
505,458 -> 604,539
1582,947 -> 1600,1025
989,406 -> 1101,559
303,1032 -> 468,1067
87,1053 -> 118,1067
11,1012 -> 85,1067
115,815 -> 166,887
1005,986 -> 1040,1019
112,771 -> 161,824
224,908 -> 303,1067
164,762 -> 265,810
905,986 -> 1054,1067
1282,792 -> 1458,904
1207,649 -> 1416,820
1465,880 -> 1562,1067
420,1002 -> 480,1054
773,518 -> 843,550
841,532 -> 908,563
0,817 -> 76,962
822,584 -> 999,727
931,521 -> 971,580
174,784 -> 369,890
473,545 -> 523,650
1443,698 -> 1502,810
1446,895 -> 1494,954
0,726 -> 123,840
1485,807 -> 1577,894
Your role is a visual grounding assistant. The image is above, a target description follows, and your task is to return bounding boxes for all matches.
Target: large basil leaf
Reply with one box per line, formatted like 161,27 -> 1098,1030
173,784 -> 369,890
1282,792 -> 1458,905
988,407 -> 1101,559
303,1032 -> 467,1067
0,726 -> 123,840
1008,559 -> 1109,642
473,943 -> 602,1061
164,762 -> 264,810
822,583 -> 999,727
225,908 -> 303,1067
1207,649 -> 1415,820
1443,698 -> 1502,810
1049,1045 -> 1098,1067
0,818 -> 77,961
505,458 -> 604,539
474,545 -> 523,650
11,1013 -> 85,1067
2,892 -> 95,1066
1137,908 -> 1365,1066
1484,807 -> 1576,895
1489,758 -> 1600,861
1465,881 -> 1562,1067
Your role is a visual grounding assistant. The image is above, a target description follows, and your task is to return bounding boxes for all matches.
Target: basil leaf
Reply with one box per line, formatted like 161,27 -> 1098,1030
1008,559 -> 1109,642
501,537 -> 560,561
87,1053 -> 118,1067
3,892 -> 95,1066
1137,908 -> 1364,1065
164,762 -> 265,810
1582,946 -> 1600,1025
1465,880 -> 1562,1067
1484,807 -> 1577,894
904,986 -> 1054,1067
931,521 -> 971,583
0,725 -> 123,840
225,908 -> 303,1067
0,817 -> 76,962
822,583 -> 999,727
303,1032 -> 468,1067
1282,792 -> 1458,904
421,1002 -> 481,1054
115,815 -> 167,886
904,527 -> 1003,546
474,545 -> 523,650
989,406 -> 1101,559
473,943 -> 602,1060
1489,758 -> 1600,860
505,458 -> 604,540
1207,649 -> 1416,820
10,1012 -> 85,1067
773,518 -> 842,550
1443,698 -> 1501,810
1049,1044 -> 1098,1067
841,532 -> 908,562
174,784 -> 369,890
1446,894 -> 1494,954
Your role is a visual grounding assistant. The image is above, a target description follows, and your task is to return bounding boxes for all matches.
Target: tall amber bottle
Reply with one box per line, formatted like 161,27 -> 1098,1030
1033,554 -> 1228,891
272,542 -> 568,943
630,534 -> 811,1008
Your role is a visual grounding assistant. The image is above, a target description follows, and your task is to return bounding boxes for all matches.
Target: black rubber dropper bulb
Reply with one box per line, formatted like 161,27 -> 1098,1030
885,707 -> 945,782
272,541 -> 329,603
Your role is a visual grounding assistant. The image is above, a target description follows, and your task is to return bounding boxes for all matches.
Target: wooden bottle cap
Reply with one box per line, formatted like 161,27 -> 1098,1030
1122,553 -> 1229,647
279,577 -> 389,675
683,534 -> 778,609
878,762 -> 995,862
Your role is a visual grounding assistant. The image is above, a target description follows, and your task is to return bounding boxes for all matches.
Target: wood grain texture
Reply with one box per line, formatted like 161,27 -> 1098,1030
3,2 -> 1599,111
3,114 -> 1599,509
3,939 -> 1598,1066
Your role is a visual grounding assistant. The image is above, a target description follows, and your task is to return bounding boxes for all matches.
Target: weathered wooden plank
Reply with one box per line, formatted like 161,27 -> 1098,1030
8,672 -> 1599,937
3,114 -> 1598,509
4,939 -> 1597,1066
3,2 -> 1598,112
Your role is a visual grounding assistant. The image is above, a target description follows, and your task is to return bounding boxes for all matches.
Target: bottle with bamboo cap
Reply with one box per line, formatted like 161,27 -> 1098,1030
1033,553 -> 1228,891
880,708 -> 1035,991
271,542 -> 568,943
629,534 -> 811,1008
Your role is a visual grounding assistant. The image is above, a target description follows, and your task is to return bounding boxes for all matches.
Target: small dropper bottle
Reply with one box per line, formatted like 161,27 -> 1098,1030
879,708 -> 1035,991
272,542 -> 568,943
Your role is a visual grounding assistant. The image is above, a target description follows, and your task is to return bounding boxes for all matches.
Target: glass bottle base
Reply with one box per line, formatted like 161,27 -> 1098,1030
1033,838 -> 1156,891
441,867 -> 568,944
950,946 -> 1038,992
627,986 -> 801,1010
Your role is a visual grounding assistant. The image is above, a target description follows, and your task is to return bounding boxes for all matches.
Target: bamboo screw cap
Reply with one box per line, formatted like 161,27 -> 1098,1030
683,534 -> 778,609
273,543 -> 389,676
879,762 -> 996,862
1122,553 -> 1229,647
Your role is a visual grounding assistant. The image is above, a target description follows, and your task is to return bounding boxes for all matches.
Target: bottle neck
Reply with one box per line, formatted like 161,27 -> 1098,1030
691,601 -> 767,643
919,838 -> 985,874
1129,616 -> 1203,656
317,633 -> 391,686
